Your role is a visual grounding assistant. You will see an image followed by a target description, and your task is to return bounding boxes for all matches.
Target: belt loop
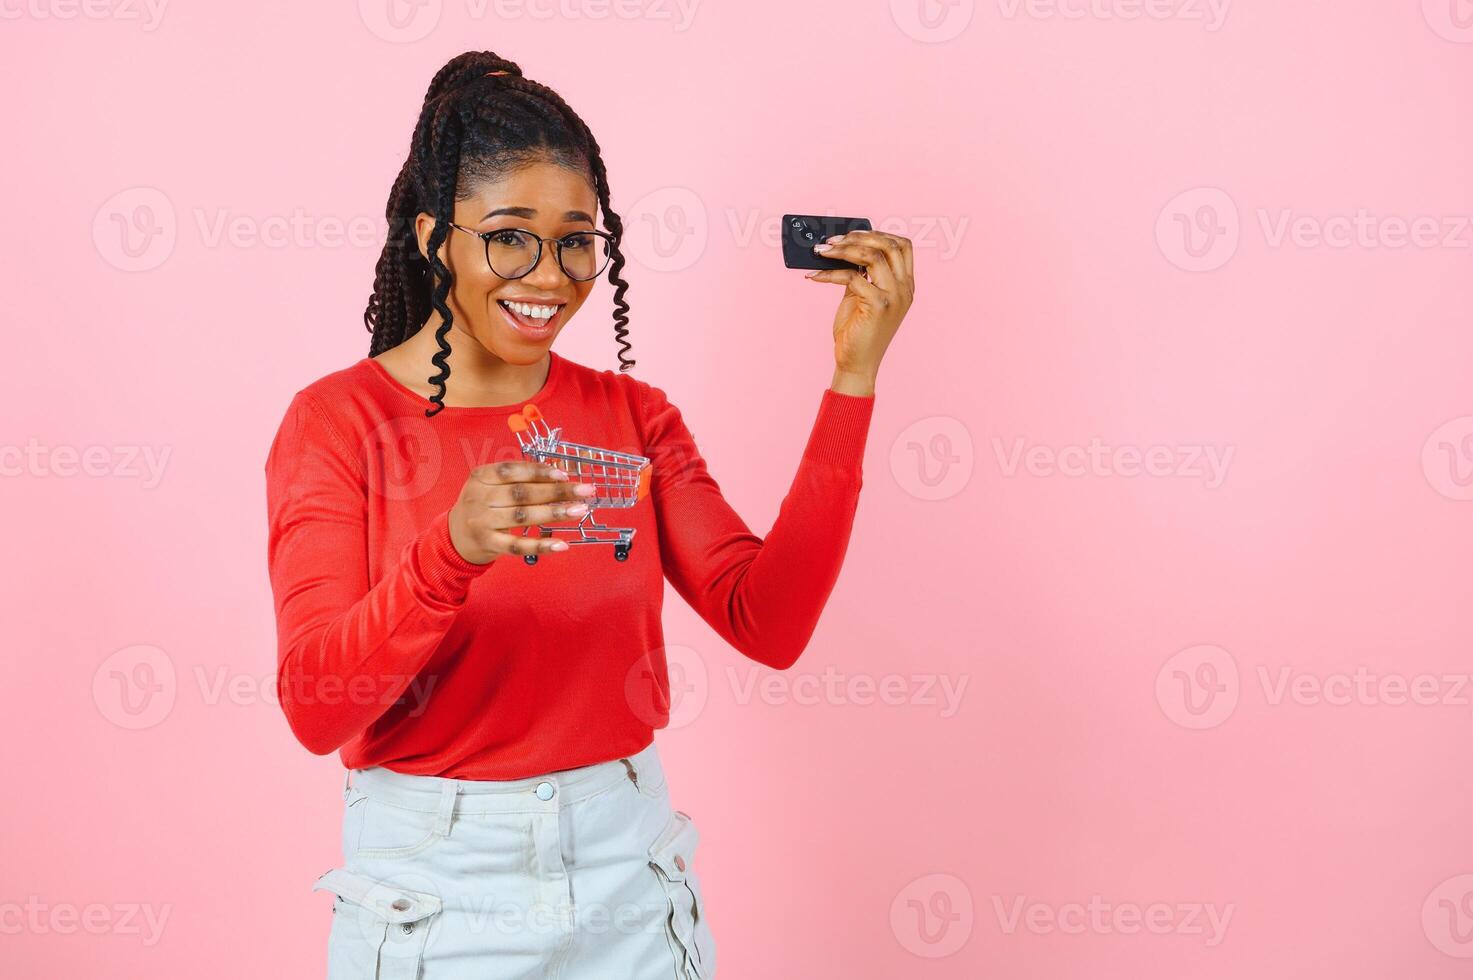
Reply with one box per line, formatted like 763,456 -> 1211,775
434,779 -> 459,838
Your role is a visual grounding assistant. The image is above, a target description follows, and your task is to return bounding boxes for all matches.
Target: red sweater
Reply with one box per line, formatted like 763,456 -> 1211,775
264,350 -> 874,779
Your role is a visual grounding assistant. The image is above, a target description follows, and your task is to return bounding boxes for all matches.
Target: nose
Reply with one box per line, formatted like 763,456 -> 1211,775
518,240 -> 572,289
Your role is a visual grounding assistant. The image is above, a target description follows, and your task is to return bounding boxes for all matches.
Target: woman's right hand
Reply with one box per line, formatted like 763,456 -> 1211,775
448,461 -> 597,564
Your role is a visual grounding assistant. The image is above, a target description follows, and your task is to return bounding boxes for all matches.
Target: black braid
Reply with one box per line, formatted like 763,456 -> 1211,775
364,51 -> 636,418
421,106 -> 463,417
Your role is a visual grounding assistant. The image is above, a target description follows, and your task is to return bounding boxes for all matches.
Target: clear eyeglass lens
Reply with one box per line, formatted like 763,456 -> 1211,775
556,233 -> 610,281
486,229 -> 540,279
483,229 -> 611,281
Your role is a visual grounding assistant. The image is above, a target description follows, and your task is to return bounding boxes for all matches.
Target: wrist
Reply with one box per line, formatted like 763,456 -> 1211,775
830,367 -> 878,398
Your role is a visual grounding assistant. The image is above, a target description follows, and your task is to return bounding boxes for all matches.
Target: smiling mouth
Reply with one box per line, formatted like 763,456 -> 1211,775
497,299 -> 565,338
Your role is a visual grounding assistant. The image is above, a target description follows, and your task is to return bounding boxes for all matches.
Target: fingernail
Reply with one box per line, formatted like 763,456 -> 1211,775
825,234 -> 845,243
813,243 -> 832,252
576,484 -> 597,496
551,469 -> 569,480
804,271 -> 819,279
568,503 -> 589,515
551,540 -> 569,551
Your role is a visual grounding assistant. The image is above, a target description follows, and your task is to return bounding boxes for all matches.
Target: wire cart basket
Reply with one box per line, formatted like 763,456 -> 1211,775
507,403 -> 652,565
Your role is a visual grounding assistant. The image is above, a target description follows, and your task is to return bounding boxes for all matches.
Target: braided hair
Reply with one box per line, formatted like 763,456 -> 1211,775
364,51 -> 634,417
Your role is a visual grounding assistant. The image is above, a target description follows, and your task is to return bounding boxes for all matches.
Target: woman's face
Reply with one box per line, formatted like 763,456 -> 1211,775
416,159 -> 602,365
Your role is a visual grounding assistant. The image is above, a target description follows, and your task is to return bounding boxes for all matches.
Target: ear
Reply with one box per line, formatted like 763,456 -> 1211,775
414,211 -> 437,262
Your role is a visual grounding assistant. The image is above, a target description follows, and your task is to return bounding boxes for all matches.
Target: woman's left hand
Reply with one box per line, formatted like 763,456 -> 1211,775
806,229 -> 915,395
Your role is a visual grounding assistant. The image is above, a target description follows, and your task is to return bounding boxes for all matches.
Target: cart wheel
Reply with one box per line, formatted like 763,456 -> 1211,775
614,545 -> 630,562
524,554 -> 539,566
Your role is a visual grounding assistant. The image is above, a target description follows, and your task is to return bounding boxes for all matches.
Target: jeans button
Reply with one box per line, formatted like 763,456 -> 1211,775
535,781 -> 555,801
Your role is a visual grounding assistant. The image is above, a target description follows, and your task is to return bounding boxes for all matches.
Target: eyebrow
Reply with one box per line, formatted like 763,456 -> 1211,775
482,206 -> 596,224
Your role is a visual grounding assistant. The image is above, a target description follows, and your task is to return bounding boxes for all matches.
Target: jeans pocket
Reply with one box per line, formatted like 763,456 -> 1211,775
314,868 -> 441,980
353,796 -> 442,860
647,810 -> 717,979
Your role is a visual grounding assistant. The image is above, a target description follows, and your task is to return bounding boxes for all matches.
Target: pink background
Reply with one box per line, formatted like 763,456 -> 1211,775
4,0 -> 1473,976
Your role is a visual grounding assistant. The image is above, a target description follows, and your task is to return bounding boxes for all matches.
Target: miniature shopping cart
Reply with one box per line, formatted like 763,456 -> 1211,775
507,403 -> 652,565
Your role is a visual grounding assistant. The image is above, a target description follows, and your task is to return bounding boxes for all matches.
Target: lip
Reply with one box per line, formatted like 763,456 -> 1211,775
496,298 -> 565,341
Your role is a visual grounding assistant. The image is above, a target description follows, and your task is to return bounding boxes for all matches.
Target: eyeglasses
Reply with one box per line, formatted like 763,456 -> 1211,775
447,223 -> 616,282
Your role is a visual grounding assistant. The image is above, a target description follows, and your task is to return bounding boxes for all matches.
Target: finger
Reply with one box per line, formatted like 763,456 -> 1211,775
840,229 -> 914,290
478,479 -> 598,507
811,241 -> 897,292
487,498 -> 592,529
469,460 -> 572,486
806,267 -> 884,305
463,477 -> 595,509
869,231 -> 913,280
851,230 -> 915,291
841,230 -> 910,282
490,528 -> 569,557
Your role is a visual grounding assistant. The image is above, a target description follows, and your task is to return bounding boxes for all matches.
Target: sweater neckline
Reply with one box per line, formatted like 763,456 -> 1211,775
360,350 -> 565,417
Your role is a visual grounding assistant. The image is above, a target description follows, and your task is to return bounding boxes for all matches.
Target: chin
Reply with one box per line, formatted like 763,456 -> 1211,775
474,325 -> 558,364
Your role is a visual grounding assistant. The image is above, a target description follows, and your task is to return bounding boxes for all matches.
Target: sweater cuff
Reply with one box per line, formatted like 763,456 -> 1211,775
413,509 -> 492,606
801,387 -> 876,470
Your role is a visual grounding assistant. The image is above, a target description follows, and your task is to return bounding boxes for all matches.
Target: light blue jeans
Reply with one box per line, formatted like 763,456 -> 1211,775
312,740 -> 716,979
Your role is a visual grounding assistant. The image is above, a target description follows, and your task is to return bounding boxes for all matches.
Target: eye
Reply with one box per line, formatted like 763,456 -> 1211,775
560,233 -> 595,251
488,229 -> 527,247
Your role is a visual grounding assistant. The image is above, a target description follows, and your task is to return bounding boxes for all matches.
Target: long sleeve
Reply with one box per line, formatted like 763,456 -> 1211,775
264,391 -> 492,755
641,382 -> 875,670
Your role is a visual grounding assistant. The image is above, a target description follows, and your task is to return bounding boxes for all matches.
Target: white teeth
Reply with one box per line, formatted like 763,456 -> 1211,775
503,300 -> 559,320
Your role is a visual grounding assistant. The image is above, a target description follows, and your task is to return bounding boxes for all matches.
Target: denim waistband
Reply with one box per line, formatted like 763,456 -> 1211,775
343,740 -> 664,816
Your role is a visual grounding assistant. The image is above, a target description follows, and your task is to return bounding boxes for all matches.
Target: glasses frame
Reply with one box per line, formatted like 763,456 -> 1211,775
446,223 -> 617,282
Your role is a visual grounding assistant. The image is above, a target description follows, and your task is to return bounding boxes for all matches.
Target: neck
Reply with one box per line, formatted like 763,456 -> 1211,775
393,313 -> 552,407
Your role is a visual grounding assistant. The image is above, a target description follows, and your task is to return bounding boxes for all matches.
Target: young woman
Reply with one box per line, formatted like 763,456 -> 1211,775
264,50 -> 913,979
